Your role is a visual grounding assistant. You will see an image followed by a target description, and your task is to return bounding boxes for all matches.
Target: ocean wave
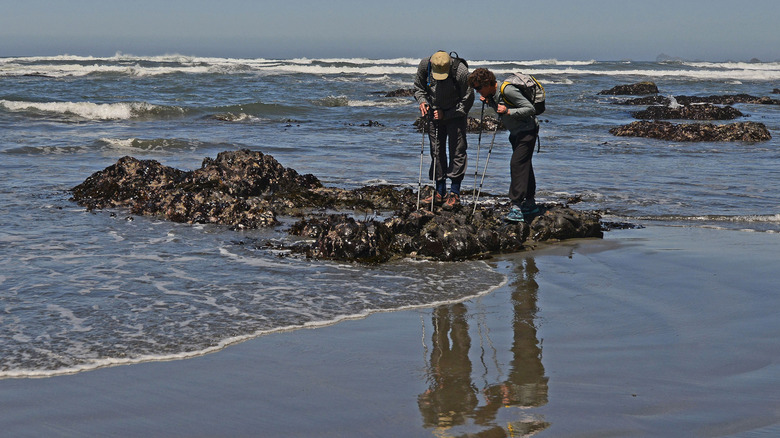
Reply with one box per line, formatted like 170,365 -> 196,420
310,95 -> 409,108
633,213 -> 780,223
0,250 -> 506,378
624,213 -> 780,233
681,61 -> 780,71
4,55 -> 779,81
0,99 -> 186,121
486,67 -> 780,81
97,138 -> 204,152
474,59 -> 598,67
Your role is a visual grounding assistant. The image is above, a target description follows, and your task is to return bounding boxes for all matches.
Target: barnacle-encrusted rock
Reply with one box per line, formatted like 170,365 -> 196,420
609,121 -> 772,142
632,103 -> 743,120
414,115 -> 505,133
598,82 -> 659,95
617,94 -> 780,106
72,149 -> 604,263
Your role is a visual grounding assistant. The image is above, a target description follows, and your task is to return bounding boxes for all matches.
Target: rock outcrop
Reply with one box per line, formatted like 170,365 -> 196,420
415,116 -> 505,133
71,149 -> 604,263
632,103 -> 743,120
616,94 -> 780,106
598,82 -> 659,95
609,121 -> 772,142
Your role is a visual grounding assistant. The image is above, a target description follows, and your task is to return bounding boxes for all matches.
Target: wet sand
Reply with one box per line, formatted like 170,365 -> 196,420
1,225 -> 779,437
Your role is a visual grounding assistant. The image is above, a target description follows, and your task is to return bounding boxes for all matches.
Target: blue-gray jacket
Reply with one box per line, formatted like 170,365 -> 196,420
487,84 -> 538,134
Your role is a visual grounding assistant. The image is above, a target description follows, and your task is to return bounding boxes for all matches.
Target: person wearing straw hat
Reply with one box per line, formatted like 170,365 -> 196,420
413,51 -> 474,210
468,67 -> 539,222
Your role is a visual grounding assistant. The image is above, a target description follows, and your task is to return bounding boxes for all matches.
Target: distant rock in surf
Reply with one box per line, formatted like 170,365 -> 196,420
609,121 -> 772,142
71,149 -> 604,263
632,103 -> 743,120
598,82 -> 659,95
616,94 -> 780,106
385,88 -> 415,97
415,116 -> 505,133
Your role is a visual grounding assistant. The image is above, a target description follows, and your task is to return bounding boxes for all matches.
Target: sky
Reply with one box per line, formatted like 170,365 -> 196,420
1,0 -> 778,61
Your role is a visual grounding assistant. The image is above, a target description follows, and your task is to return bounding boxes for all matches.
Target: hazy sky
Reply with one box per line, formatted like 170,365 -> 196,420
1,0 -> 778,61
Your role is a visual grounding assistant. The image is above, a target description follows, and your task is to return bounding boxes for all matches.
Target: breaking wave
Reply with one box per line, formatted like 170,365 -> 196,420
0,99 -> 186,121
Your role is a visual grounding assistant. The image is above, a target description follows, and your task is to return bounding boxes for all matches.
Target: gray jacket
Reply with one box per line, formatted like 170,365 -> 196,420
414,57 -> 474,120
488,83 -> 538,134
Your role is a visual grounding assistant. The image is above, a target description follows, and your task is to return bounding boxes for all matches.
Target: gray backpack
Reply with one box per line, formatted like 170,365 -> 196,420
500,73 -> 546,115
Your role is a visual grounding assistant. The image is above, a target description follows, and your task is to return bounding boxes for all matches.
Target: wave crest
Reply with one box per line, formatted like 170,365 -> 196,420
0,99 -> 185,121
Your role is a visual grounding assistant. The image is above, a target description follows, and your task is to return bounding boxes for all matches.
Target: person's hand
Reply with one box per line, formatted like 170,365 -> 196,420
433,109 -> 442,120
497,104 -> 508,115
419,103 -> 429,117
479,96 -> 487,102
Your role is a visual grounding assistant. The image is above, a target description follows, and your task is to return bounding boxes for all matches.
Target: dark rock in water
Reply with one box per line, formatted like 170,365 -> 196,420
773,89 -> 780,94
618,94 -> 780,106
614,95 -> 670,105
632,103 -> 743,120
415,116 -> 505,133
601,221 -> 644,231
71,149 -> 605,264
598,82 -> 659,95
347,120 -> 384,127
610,120 -> 772,142
385,88 -> 415,97
71,149 -> 321,228
287,202 -> 602,263
674,94 -> 780,105
467,115 -> 504,132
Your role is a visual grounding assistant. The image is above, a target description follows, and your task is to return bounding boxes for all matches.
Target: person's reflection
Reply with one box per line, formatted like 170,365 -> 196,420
418,256 -> 549,436
474,256 -> 549,432
418,303 -> 478,428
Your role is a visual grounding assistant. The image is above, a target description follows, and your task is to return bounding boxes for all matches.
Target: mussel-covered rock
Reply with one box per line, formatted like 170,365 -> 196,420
72,149 -> 606,264
414,116 -> 504,133
617,94 -> 780,106
609,121 -> 772,142
385,88 -> 415,97
598,82 -> 659,95
286,202 -> 602,263
632,103 -> 743,120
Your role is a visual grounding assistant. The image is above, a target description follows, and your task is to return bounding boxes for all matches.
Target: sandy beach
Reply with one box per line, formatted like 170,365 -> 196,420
2,225 -> 779,437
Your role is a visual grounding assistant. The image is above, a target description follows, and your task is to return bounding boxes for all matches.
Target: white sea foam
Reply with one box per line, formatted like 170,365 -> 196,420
0,99 -> 168,120
4,55 -> 779,81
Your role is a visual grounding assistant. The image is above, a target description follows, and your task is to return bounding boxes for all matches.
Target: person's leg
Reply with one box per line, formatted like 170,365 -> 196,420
428,120 -> 449,196
508,129 -> 537,207
446,117 -> 468,196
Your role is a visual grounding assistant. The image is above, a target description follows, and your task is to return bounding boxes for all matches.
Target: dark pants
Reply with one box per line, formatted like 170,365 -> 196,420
508,127 -> 539,206
428,116 -> 468,187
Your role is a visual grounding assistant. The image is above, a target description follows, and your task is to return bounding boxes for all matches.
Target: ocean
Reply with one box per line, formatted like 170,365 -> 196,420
1,55 -> 779,378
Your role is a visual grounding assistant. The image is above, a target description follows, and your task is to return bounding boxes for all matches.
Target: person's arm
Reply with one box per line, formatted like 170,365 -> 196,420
501,84 -> 535,120
413,59 -> 431,116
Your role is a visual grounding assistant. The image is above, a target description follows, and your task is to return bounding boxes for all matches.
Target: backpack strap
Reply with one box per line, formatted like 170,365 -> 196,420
499,81 -> 517,108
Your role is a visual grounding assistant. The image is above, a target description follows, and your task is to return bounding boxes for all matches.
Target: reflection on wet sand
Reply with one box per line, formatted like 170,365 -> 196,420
419,257 -> 550,436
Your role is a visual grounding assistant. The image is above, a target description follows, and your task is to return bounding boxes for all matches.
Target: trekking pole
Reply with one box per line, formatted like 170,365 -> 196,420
416,114 -> 428,211
472,118 -> 500,217
472,100 -> 485,205
430,110 -> 439,211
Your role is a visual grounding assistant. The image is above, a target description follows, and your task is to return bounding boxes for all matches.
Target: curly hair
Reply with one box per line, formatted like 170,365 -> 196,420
468,68 -> 496,90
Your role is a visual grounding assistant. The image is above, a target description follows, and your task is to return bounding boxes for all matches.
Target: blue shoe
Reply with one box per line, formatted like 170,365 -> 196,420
505,207 -> 525,222
521,204 -> 540,216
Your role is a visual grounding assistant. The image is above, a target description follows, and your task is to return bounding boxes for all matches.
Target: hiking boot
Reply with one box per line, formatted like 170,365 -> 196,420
442,192 -> 460,210
421,192 -> 444,208
505,207 -> 525,222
